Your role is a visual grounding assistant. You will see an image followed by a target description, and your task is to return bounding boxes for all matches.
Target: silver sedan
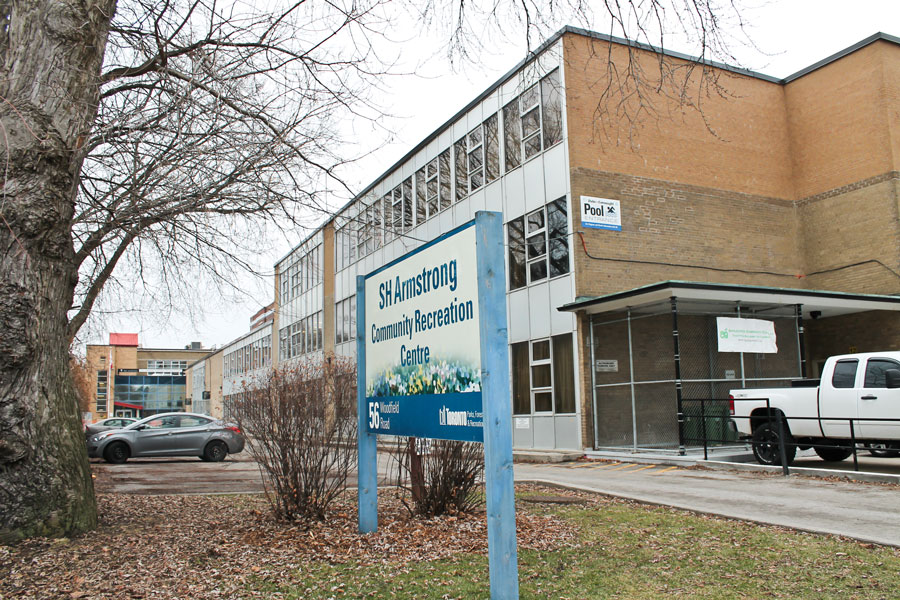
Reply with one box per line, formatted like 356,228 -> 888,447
86,412 -> 245,464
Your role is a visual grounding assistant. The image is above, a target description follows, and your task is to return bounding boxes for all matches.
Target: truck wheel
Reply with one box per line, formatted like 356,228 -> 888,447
814,445 -> 853,462
752,422 -> 796,466
865,443 -> 900,458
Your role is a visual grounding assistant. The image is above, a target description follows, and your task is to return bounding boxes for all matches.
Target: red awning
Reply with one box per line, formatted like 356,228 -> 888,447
113,401 -> 143,410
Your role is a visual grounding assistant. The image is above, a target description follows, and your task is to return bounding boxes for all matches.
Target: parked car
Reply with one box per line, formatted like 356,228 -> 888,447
84,417 -> 137,438
730,351 -> 900,466
87,412 -> 245,464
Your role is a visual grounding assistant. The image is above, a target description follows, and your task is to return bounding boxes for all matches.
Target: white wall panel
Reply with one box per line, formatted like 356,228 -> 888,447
484,181 -> 503,214
549,275 -> 575,335
523,157 -> 545,214
543,143 -> 567,200
528,281 -> 551,339
507,289 -> 530,342
503,168 -> 525,219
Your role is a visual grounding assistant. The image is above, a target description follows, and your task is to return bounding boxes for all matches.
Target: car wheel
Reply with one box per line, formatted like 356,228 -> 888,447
104,442 -> 129,464
865,443 -> 900,458
751,421 -> 796,466
813,444 -> 853,462
204,440 -> 228,462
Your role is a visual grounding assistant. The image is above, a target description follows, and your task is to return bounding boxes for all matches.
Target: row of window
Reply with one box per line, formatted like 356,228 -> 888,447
832,358 -> 900,388
280,244 -> 323,305
96,370 -> 108,412
335,295 -> 357,345
512,334 -> 575,415
279,311 -> 324,361
335,68 -> 563,272
224,335 -> 272,377
145,359 -> 188,374
508,198 -> 569,289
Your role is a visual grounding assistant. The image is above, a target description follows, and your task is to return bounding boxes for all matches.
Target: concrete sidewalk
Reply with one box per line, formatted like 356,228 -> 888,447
514,456 -> 900,547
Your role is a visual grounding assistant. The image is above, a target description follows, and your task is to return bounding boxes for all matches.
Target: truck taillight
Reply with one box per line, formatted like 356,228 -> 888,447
728,395 -> 735,415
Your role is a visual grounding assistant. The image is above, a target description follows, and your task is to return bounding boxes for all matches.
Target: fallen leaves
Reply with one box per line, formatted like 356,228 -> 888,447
0,485 -> 582,599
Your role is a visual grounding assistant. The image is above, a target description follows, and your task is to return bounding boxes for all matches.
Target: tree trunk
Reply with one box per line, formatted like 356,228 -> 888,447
0,0 -> 115,542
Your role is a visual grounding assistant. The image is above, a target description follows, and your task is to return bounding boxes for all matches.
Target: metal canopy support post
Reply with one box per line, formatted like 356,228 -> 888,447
671,297 -> 685,455
796,304 -> 807,378
475,212 -> 519,600
356,275 -> 377,533
589,315 -> 599,450
627,309 -> 637,451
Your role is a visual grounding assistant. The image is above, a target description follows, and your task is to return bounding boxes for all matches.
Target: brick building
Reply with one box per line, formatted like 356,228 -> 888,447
200,28 -> 900,451
85,334 -> 211,420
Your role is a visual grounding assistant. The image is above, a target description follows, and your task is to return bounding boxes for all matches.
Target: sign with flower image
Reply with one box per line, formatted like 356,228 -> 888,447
363,220 -> 484,442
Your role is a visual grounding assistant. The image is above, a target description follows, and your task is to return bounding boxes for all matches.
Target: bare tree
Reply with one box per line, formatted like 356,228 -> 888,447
0,0 -> 755,541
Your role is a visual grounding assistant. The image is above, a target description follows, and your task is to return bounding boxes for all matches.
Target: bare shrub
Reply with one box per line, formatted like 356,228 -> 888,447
232,357 -> 357,522
390,436 -> 484,517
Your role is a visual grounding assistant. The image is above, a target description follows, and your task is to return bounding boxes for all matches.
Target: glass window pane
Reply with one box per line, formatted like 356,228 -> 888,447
521,84 -> 539,110
532,340 -> 550,361
529,260 -> 547,282
512,342 -> 530,415
865,359 -> 899,388
439,150 -> 452,210
527,210 -> 544,233
470,170 -> 483,191
832,360 -> 858,389
522,106 -> 540,138
427,158 -> 437,178
467,126 -> 482,146
484,114 -> 499,182
403,178 -> 413,229
507,218 -> 526,290
503,99 -> 521,171
416,168 -> 427,224
534,391 -> 553,412
541,69 -> 563,148
455,139 -> 467,202
524,134 -> 542,159
552,334 -> 575,413
527,234 -> 546,259
349,295 -> 357,340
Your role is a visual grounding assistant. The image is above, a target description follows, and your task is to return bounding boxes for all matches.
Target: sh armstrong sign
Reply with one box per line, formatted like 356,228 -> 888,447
356,212 -> 519,599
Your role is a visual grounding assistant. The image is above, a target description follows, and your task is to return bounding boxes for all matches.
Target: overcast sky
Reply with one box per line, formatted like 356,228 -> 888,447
82,0 -> 900,351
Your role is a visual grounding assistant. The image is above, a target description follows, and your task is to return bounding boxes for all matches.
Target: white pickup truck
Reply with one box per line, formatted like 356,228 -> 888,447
730,351 -> 900,465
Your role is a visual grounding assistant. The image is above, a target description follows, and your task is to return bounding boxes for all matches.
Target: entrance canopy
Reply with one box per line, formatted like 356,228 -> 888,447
558,281 -> 900,452
558,280 -> 900,319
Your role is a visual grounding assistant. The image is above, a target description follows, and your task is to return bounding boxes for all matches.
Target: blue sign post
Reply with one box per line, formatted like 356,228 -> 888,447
356,211 -> 518,599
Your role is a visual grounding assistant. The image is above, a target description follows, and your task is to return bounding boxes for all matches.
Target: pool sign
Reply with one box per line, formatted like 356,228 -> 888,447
581,196 -> 622,231
363,222 -> 483,442
357,212 -> 519,599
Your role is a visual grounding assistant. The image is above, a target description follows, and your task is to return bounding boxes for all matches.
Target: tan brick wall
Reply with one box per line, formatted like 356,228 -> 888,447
805,311 -> 900,375
570,169 -> 803,299
798,175 -> 900,295
563,33 -> 795,201
785,41 -> 900,199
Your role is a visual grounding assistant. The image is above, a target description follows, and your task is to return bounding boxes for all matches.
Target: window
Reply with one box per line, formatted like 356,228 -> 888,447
467,125 -> 483,192
520,83 -> 542,160
511,334 -> 575,415
832,360 -> 858,389
403,177 -> 413,230
439,149 -> 452,211
507,199 -> 569,289
454,138 -> 467,202
865,359 -> 900,388
96,370 -> 108,412
279,311 -> 324,360
503,68 -> 562,172
484,113 -> 500,183
335,296 -> 357,345
541,69 -> 563,148
503,99 -> 521,171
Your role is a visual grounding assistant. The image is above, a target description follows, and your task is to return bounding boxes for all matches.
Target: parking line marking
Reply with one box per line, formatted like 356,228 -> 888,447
569,462 -> 599,468
609,463 -> 639,471
589,462 -> 621,469
629,464 -> 657,473
651,466 -> 679,475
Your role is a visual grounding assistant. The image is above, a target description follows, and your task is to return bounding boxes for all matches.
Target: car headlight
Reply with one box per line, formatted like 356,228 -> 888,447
94,432 -> 116,442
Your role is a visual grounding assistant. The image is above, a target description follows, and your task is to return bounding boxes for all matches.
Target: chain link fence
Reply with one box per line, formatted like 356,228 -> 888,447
590,300 -> 802,452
